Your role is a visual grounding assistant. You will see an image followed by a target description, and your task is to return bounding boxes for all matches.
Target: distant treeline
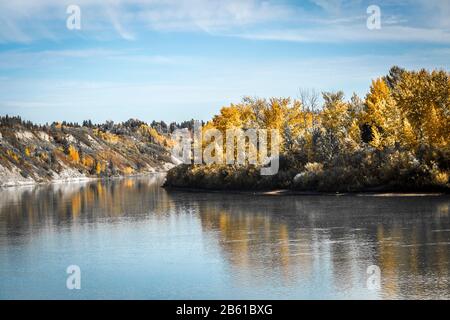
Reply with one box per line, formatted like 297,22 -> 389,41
0,115 -> 203,135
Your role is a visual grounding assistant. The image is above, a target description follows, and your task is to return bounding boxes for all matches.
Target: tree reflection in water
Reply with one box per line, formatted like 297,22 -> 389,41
0,176 -> 449,299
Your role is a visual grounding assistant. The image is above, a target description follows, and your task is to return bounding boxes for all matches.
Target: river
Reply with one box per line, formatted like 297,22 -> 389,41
0,175 -> 449,299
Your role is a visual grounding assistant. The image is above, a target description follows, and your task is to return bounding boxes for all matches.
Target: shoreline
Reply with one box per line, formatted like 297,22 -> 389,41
163,186 -> 449,197
0,171 -> 168,190
3,174 -> 447,197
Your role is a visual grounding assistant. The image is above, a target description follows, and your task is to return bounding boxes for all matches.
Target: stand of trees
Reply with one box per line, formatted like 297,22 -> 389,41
165,67 -> 450,192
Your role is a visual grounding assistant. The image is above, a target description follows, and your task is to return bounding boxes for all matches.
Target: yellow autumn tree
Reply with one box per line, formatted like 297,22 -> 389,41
68,145 -> 80,163
400,118 -> 417,149
424,105 -> 444,146
82,155 -> 95,168
393,69 -> 450,147
363,78 -> 400,148
95,161 -> 102,175
263,98 -> 286,130
370,127 -> 383,150
364,78 -> 390,128
348,119 -> 362,146
212,104 -> 253,132
321,91 -> 350,139
285,99 -> 310,139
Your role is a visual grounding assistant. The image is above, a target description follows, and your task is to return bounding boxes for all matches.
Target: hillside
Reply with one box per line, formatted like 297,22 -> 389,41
0,117 -> 175,187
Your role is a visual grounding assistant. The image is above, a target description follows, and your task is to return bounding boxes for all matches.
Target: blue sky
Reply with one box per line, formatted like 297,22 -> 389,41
0,0 -> 449,124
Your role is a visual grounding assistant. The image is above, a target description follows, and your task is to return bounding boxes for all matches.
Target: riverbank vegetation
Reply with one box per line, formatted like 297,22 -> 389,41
165,67 -> 450,192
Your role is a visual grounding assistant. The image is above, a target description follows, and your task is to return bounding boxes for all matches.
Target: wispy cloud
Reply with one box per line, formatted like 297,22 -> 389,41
0,0 -> 293,42
0,48 -> 185,69
105,1 -> 135,40
0,0 -> 449,44
233,25 -> 450,44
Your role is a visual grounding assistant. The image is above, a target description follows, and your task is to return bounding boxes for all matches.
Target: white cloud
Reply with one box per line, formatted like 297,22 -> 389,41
0,0 -> 449,44
310,0 -> 346,14
0,48 -> 184,69
137,0 -> 292,32
234,25 -> 450,44
0,0 -> 293,42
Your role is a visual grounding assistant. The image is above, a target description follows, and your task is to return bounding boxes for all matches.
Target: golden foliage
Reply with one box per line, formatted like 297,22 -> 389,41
139,124 -> 173,147
364,78 -> 392,128
393,69 -> 449,147
95,161 -> 103,175
93,129 -> 120,144
321,92 -> 350,137
434,171 -> 449,185
7,150 -> 19,162
82,155 -> 95,168
37,152 -> 49,162
369,126 -> 383,150
363,78 -> 401,148
400,119 -> 417,149
348,119 -> 361,145
67,145 -> 80,163
123,166 -> 135,175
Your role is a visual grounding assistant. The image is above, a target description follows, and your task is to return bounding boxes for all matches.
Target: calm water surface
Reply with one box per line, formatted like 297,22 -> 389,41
1,175 -> 449,299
